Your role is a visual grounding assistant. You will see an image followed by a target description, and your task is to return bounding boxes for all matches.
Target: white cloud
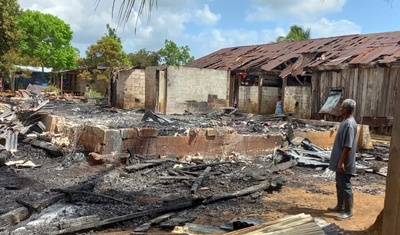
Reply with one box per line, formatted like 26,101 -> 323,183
193,4 -> 221,25
305,18 -> 361,38
246,0 -> 346,22
188,27 -> 286,58
18,0 -> 194,56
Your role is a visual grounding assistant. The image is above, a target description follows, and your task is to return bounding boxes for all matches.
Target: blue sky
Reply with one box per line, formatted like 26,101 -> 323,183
18,0 -> 400,59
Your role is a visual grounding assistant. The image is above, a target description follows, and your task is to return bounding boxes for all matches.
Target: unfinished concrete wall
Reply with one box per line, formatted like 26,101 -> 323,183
76,124 -> 284,156
260,87 -> 280,114
284,86 -> 311,118
165,67 -> 229,114
238,86 -> 259,113
293,119 -> 373,149
114,69 -> 145,109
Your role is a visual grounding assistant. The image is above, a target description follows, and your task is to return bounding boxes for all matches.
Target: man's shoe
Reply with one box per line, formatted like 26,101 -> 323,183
335,212 -> 353,220
327,206 -> 344,212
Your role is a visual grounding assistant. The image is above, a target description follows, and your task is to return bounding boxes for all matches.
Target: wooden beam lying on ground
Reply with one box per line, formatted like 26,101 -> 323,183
204,181 -> 271,204
0,207 -> 30,232
51,189 -> 133,206
15,183 -> 95,214
179,161 -> 233,171
134,213 -> 175,232
190,166 -> 211,194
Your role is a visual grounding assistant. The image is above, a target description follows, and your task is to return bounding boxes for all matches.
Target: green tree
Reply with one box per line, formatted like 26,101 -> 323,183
79,36 -> 130,82
276,25 -> 311,43
0,0 -> 21,58
158,39 -> 194,66
127,49 -> 159,67
105,23 -> 121,43
18,10 -> 78,71
83,36 -> 130,68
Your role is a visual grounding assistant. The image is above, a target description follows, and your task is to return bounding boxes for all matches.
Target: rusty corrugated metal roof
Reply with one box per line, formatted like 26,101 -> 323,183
186,31 -> 400,77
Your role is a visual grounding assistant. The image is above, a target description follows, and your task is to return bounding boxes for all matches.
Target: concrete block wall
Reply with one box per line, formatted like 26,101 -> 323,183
284,86 -> 311,118
238,86 -> 259,113
165,67 -> 228,114
261,87 -> 280,114
116,69 -> 146,109
73,123 -> 285,156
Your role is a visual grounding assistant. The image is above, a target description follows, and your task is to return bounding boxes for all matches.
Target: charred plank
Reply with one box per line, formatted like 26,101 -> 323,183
190,166 -> 211,194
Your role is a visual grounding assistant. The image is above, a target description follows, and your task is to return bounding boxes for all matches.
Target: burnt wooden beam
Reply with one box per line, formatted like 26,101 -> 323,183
51,189 -> 133,206
55,215 -> 101,235
0,207 -> 30,232
22,138 -> 64,157
266,160 -> 297,174
100,197 -> 205,228
204,181 -> 271,204
15,183 -> 95,215
125,162 -> 161,172
190,166 -> 211,194
179,161 -> 233,171
134,213 -> 175,232
158,176 -> 195,181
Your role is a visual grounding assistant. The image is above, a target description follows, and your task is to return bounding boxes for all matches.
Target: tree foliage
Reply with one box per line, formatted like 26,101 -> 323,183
82,36 -> 130,68
127,49 -> 159,67
158,39 -> 194,66
110,0 -> 156,31
78,30 -> 130,82
18,10 -> 78,70
276,25 -> 311,43
105,23 -> 121,43
0,0 -> 21,58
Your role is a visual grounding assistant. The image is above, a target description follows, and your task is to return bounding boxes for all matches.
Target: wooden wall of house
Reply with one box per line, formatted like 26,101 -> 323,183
311,67 -> 399,123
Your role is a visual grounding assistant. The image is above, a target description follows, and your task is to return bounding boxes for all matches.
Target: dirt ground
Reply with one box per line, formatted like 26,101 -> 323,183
0,142 -> 387,235
0,99 -> 389,235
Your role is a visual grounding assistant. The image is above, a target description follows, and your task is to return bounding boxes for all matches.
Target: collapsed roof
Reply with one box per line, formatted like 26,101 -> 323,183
186,31 -> 400,77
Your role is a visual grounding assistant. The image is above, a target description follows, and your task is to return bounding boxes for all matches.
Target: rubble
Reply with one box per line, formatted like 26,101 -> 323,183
0,97 -> 389,234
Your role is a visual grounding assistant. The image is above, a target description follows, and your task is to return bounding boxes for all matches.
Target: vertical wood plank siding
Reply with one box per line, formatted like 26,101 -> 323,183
312,67 -> 398,123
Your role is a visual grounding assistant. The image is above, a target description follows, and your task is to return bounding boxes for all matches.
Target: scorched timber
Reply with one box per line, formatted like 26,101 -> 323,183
204,181 -> 272,204
51,189 -> 133,206
179,161 -> 234,171
15,183 -> 95,214
190,166 -> 212,194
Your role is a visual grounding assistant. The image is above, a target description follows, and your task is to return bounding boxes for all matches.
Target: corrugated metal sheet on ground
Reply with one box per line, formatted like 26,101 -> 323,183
223,213 -> 325,235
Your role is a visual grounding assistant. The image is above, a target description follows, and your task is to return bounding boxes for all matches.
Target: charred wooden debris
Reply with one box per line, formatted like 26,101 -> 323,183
274,132 -> 389,178
0,96 -> 63,166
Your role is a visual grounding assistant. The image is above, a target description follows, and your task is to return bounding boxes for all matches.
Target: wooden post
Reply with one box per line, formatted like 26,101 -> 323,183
282,76 -> 287,113
61,73 -> 64,96
382,91 -> 400,234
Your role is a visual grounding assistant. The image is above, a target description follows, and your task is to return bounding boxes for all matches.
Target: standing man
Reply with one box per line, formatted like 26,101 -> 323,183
327,99 -> 357,220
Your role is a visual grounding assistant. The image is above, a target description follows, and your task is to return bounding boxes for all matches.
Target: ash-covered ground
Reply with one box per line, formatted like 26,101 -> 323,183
0,99 -> 389,235
49,99 -> 326,136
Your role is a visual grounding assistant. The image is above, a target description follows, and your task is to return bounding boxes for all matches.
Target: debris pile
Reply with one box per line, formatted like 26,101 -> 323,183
0,96 -> 63,166
0,99 -> 388,235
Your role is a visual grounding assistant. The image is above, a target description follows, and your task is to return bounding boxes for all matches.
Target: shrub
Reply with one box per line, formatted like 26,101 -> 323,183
43,85 -> 61,95
84,90 -> 103,98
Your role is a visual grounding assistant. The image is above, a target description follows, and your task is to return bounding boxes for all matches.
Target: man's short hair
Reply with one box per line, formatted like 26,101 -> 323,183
341,99 -> 356,114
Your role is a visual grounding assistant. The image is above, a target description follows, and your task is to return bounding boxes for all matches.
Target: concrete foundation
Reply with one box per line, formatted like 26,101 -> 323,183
42,115 -> 373,157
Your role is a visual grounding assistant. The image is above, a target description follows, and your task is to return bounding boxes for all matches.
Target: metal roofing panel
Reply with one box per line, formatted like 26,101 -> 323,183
186,31 -> 400,73
319,91 -> 342,115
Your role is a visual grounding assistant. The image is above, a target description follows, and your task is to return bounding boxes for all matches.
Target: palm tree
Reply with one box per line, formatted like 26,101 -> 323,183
275,25 -> 311,42
110,0 -> 156,25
